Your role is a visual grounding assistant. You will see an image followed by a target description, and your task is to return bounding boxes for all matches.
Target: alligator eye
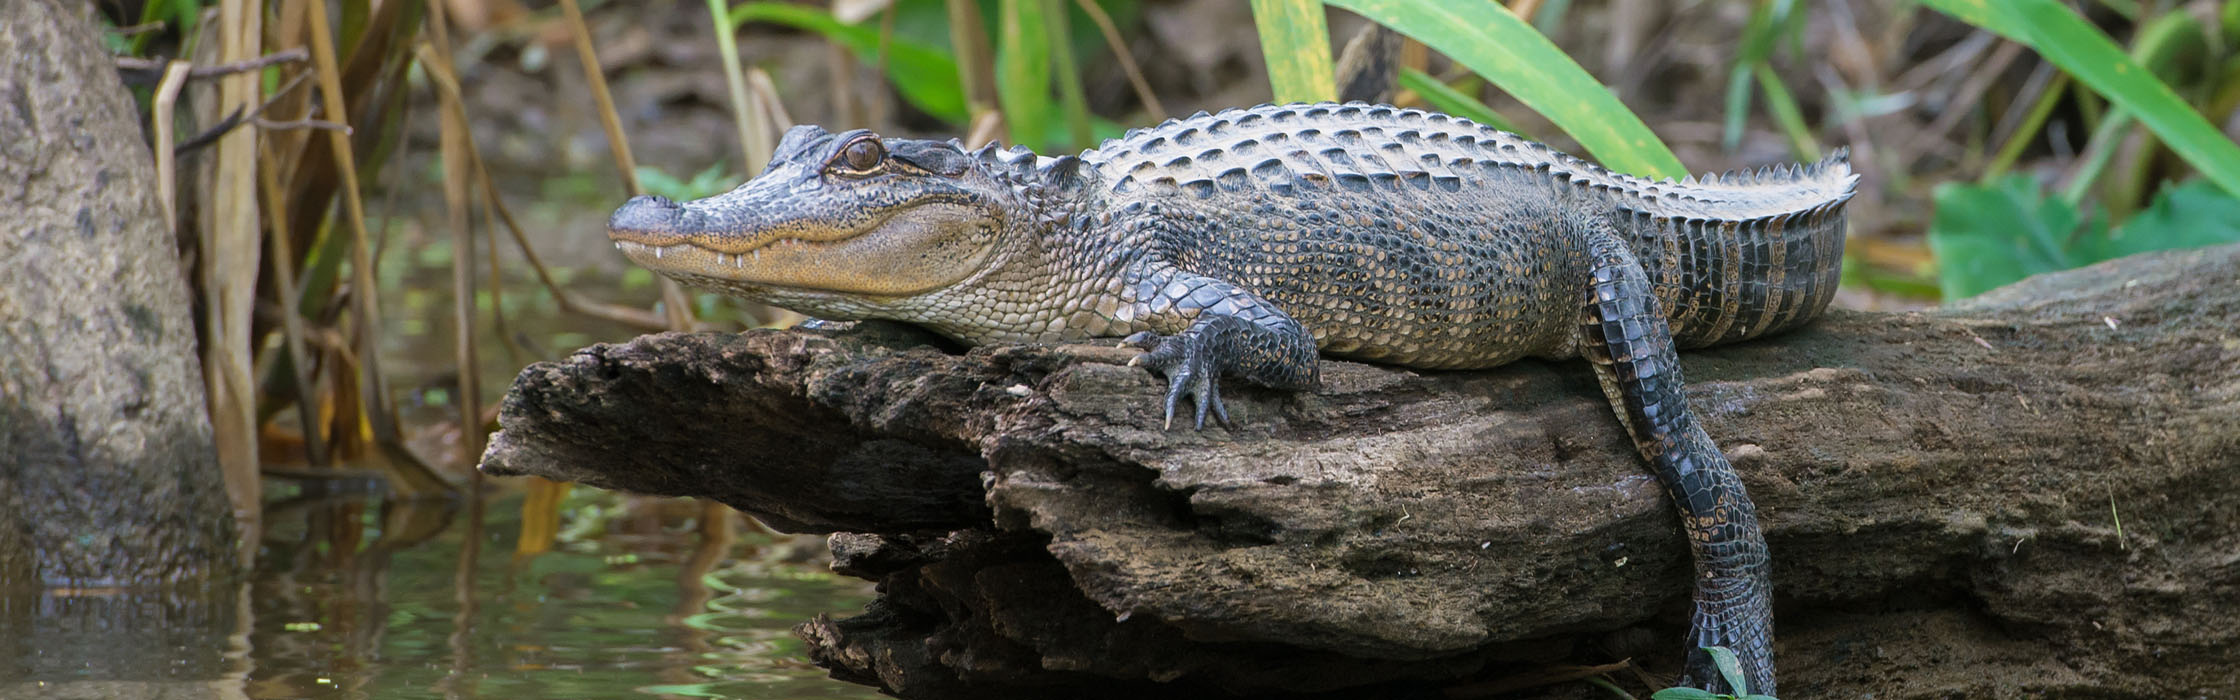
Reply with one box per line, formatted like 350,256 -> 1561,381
838,138 -> 885,173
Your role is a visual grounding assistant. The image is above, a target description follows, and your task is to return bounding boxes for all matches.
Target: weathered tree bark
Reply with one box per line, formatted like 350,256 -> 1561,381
484,243 -> 2240,699
0,0 -> 237,585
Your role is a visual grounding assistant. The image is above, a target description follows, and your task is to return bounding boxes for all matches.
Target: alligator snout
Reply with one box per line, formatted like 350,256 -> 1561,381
608,194 -> 684,239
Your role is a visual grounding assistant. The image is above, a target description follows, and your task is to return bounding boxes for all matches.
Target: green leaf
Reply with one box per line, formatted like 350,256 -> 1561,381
1929,177 -> 2240,299
1322,0 -> 1685,179
2075,180 -> 2240,262
1397,67 -> 1521,134
1649,688 -> 1720,700
729,2 -> 969,123
635,163 -> 738,203
1917,0 -> 2240,200
1927,176 -> 2095,299
1701,646 -> 1751,697
996,0 -> 1054,148
1249,0 -> 1338,103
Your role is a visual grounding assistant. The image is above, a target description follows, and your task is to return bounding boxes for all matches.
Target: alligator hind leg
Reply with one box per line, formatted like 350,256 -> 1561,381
1576,231 -> 1777,696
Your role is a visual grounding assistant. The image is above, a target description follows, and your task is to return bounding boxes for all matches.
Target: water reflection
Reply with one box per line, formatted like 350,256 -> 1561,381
3,487 -> 878,700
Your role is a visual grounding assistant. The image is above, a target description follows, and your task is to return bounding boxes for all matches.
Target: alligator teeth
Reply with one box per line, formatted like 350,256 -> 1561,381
654,247 -> 663,258
752,249 -> 760,261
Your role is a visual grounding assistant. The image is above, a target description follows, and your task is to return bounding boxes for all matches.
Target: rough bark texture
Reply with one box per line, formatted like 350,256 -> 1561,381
483,243 -> 2240,698
0,0 -> 236,586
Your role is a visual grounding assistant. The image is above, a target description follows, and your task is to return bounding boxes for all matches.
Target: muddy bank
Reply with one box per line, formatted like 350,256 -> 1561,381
483,243 -> 2240,698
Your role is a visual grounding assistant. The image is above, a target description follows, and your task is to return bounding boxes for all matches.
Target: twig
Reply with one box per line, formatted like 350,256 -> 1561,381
1073,0 -> 1165,120
254,117 -> 350,132
110,21 -> 166,37
172,70 -> 317,155
116,47 -> 310,85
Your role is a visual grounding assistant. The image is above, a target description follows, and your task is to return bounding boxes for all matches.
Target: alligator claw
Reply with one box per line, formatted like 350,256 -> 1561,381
1128,331 -> 1229,431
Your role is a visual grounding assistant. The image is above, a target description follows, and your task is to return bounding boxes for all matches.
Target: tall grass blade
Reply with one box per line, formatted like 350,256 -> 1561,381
1753,63 -> 1819,158
707,0 -> 767,172
1324,0 -> 1685,178
1396,66 -> 1519,133
558,0 -> 695,329
209,0 -> 263,522
947,0 -> 999,122
997,0 -> 1053,148
305,0 -> 450,495
1920,0 -> 2240,198
1045,0 -> 1092,149
420,11 -> 484,475
1249,0 -> 1337,103
255,139 -> 327,468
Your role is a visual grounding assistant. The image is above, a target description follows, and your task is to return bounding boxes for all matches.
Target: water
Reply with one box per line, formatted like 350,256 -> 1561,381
3,487 -> 882,700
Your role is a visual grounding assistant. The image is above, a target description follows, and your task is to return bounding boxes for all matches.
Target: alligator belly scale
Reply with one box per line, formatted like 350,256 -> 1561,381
606,102 -> 1857,695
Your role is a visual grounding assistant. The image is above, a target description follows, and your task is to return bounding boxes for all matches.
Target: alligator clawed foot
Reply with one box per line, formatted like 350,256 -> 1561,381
1123,331 -> 1232,431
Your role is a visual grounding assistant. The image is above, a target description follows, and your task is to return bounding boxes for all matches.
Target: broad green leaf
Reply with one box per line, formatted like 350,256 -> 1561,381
1927,176 -> 2097,299
1397,67 -> 1520,134
1649,688 -> 1720,700
1918,0 -> 2240,199
997,0 -> 1054,148
1930,176 -> 2240,299
1702,646 -> 1751,697
2075,180 -> 2240,262
1323,0 -> 1685,178
1249,0 -> 1338,103
729,2 -> 969,123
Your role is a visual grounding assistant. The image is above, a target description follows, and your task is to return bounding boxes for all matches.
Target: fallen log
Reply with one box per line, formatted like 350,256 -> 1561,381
482,243 -> 2240,698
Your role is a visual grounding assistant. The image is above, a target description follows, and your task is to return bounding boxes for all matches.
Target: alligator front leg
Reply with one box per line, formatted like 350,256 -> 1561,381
1576,231 -> 1777,696
1119,265 -> 1320,429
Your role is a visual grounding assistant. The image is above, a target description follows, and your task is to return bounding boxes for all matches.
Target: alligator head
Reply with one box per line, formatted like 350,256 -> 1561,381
607,125 -> 1046,318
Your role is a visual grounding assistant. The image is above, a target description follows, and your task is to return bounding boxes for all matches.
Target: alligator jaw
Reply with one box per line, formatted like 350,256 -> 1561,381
606,191 -> 1005,300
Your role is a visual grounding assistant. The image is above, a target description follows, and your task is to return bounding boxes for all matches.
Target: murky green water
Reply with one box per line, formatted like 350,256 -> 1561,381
4,487 -> 882,700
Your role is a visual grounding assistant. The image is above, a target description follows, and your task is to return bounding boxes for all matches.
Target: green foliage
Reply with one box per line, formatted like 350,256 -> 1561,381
131,0 -> 203,54
729,0 -> 1126,151
1928,177 -> 2240,299
1320,0 -> 1687,179
1647,647 -> 1777,700
635,163 -> 740,203
1249,0 -> 1338,103
1396,67 -> 1519,133
1724,0 -> 1809,154
730,1 -> 970,123
997,0 -> 1055,151
1917,0 -> 2240,200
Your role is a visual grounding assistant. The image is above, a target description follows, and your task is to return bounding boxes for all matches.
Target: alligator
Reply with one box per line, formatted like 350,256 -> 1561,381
605,101 -> 1856,696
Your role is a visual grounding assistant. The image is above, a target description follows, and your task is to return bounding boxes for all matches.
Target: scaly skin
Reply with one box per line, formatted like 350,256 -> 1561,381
608,102 -> 1856,695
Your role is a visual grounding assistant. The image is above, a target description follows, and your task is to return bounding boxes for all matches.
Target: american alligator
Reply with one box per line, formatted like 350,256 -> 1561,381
606,102 -> 1855,695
